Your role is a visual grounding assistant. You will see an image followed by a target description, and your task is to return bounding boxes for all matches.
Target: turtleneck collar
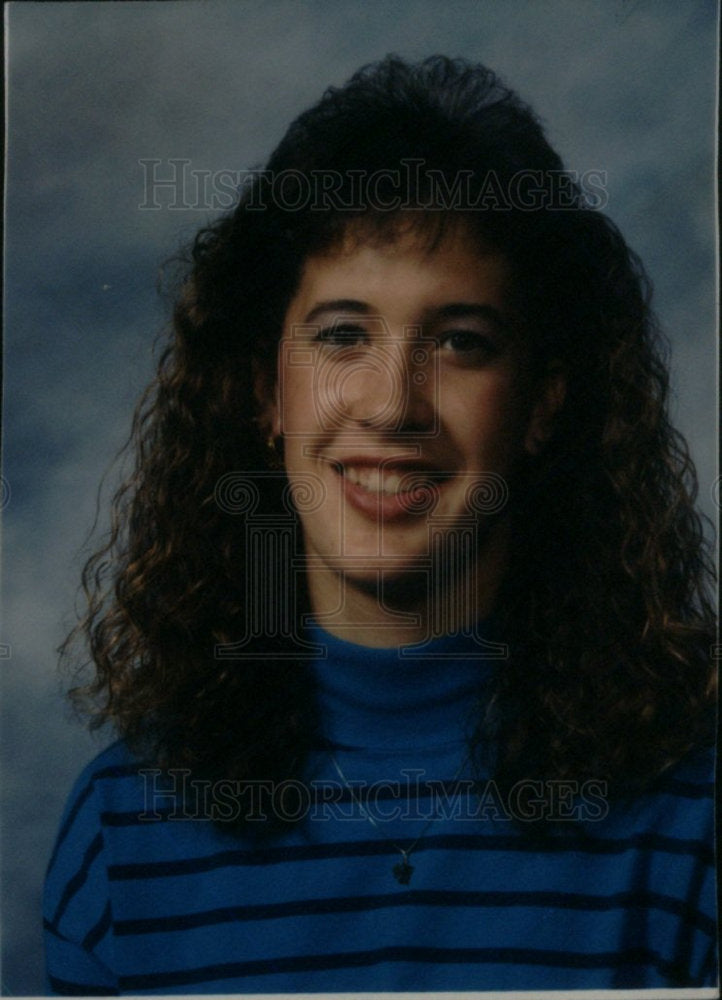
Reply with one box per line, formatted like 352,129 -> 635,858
308,623 -> 499,751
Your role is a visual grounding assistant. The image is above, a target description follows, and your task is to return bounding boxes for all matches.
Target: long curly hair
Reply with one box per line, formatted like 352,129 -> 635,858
63,56 -> 716,817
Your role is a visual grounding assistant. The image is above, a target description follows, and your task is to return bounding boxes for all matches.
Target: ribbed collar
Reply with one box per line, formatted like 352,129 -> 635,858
308,624 -> 499,751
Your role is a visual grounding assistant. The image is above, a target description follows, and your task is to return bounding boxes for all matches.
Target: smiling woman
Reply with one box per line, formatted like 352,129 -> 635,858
45,56 -> 717,994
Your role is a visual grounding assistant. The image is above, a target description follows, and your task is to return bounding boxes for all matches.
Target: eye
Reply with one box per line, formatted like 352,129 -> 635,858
439,329 -> 500,361
313,322 -> 368,349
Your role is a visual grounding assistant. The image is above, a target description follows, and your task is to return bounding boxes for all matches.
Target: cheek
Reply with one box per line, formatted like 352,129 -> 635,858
277,361 -> 318,437
280,356 -> 360,438
444,377 -> 531,463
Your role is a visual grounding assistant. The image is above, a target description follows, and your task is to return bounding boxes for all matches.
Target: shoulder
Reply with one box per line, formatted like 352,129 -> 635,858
45,741 -> 136,870
45,740 -> 156,886
50,739 -> 146,832
585,745 -> 715,844
45,739 -> 231,889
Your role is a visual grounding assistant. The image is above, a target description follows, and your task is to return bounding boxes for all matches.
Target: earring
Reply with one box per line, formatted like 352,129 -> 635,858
252,416 -> 284,470
265,433 -> 284,470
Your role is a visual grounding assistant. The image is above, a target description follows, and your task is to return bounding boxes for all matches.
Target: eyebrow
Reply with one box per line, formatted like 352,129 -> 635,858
303,300 -> 372,323
303,299 -> 511,333
430,303 -> 511,332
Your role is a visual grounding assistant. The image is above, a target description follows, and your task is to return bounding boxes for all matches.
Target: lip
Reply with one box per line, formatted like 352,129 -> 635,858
328,455 -> 448,522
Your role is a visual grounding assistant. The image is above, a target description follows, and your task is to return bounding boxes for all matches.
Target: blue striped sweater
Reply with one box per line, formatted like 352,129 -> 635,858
44,627 -> 717,993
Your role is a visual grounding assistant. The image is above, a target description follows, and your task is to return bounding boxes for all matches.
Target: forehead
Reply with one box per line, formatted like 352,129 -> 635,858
289,216 -> 511,312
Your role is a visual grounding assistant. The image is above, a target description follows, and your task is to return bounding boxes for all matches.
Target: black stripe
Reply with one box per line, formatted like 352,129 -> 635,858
114,887 -> 717,937
48,975 -> 118,996
108,830 -> 714,880
118,943 -> 681,990
94,762 -> 144,780
52,832 -> 104,927
102,807 -> 176,826
83,900 -> 113,951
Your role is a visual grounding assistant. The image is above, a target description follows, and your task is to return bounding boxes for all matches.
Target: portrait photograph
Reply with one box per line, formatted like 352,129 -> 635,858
2,1 -> 718,995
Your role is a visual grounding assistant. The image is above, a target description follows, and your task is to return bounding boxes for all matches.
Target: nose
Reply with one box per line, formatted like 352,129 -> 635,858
325,338 -> 436,433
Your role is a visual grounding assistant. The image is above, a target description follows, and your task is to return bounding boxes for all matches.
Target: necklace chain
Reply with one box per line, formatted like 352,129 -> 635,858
329,751 -> 469,885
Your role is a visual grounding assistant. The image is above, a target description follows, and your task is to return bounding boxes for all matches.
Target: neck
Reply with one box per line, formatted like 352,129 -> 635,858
308,622 -> 497,750
307,520 -> 509,647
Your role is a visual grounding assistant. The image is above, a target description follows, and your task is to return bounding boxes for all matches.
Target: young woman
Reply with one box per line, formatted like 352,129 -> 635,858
44,56 -> 717,993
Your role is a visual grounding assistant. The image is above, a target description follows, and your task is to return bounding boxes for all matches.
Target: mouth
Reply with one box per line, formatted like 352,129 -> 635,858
336,463 -> 425,495
330,459 -> 447,518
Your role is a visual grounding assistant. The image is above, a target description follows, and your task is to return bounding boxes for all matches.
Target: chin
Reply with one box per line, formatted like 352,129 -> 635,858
338,560 -> 431,602
325,550 -> 429,580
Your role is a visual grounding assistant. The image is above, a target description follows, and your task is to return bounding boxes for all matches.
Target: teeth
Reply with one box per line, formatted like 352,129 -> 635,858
341,465 -> 427,496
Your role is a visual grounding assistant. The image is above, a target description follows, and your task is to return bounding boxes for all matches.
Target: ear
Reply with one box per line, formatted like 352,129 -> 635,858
252,358 -> 280,439
524,364 -> 566,456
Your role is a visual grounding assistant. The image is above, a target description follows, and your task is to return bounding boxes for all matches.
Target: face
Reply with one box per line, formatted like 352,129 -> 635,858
269,222 -> 560,615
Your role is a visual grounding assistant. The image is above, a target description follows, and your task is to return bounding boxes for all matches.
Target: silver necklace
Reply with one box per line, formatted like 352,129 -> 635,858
329,751 -> 469,885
